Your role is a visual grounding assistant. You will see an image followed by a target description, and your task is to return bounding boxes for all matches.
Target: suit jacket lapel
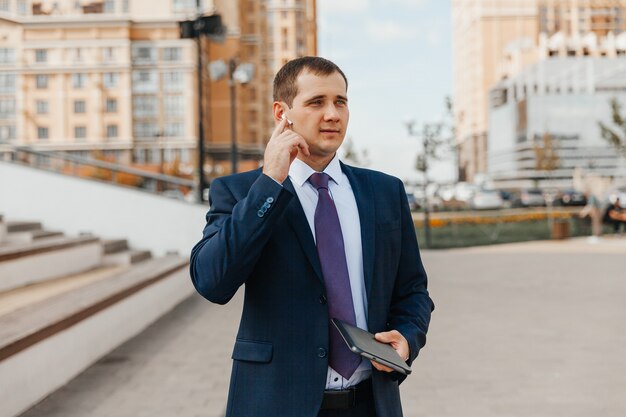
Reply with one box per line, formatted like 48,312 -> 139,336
282,177 -> 324,282
341,163 -> 375,307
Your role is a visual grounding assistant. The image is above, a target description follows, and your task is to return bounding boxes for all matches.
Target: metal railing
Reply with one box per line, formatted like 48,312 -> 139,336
0,145 -> 201,203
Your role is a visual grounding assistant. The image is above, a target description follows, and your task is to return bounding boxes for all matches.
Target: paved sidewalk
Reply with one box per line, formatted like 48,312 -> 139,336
20,237 -> 626,417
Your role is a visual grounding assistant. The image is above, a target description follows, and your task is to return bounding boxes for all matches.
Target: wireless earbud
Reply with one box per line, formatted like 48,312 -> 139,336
281,113 -> 293,126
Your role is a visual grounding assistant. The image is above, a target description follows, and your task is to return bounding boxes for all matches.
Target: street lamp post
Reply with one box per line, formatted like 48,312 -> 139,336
208,58 -> 254,175
179,11 -> 225,202
229,59 -> 238,174
406,121 -> 432,249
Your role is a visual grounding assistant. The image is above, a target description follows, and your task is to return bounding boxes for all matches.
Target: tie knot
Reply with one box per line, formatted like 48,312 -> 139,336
308,172 -> 330,190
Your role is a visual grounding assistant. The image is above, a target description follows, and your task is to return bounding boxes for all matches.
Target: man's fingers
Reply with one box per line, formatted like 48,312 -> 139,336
270,117 -> 288,140
375,331 -> 398,344
370,359 -> 394,373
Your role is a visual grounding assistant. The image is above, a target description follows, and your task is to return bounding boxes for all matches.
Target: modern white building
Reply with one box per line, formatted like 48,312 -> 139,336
488,56 -> 626,188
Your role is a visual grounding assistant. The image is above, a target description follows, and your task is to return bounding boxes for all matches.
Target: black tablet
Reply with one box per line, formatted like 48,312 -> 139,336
331,319 -> 412,375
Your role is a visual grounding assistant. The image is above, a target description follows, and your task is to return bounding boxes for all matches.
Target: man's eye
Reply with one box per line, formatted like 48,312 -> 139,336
310,100 -> 323,106
336,100 -> 347,106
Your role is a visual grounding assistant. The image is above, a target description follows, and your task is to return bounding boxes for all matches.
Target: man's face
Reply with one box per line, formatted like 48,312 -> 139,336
284,70 -> 349,161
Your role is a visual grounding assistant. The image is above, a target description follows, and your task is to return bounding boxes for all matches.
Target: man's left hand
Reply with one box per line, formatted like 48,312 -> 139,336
372,330 -> 410,373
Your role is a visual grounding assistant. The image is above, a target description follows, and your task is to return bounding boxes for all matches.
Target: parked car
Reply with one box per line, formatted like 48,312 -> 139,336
454,182 -> 478,206
513,189 -> 545,207
470,189 -> 504,210
498,190 -> 515,208
406,193 -> 421,211
555,189 -> 587,206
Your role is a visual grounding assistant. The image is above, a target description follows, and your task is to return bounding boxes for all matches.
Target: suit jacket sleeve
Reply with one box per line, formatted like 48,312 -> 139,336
189,173 -> 294,304
388,179 -> 434,365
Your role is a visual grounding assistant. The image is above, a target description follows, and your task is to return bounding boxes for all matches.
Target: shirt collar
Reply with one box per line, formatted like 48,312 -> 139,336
289,154 -> 343,187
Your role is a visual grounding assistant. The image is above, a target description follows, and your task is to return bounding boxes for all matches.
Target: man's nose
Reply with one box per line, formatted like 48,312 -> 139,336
323,104 -> 340,121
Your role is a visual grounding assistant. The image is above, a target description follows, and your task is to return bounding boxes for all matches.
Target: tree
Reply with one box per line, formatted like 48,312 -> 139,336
598,97 -> 626,155
341,137 -> 370,167
534,132 -> 560,172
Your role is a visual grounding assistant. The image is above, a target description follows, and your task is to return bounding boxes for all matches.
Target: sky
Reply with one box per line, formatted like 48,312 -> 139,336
317,0 -> 454,184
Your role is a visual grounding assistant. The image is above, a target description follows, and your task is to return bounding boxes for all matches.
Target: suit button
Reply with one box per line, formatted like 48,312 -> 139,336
319,295 -> 327,304
266,197 -> 274,203
317,348 -> 327,358
257,210 -> 264,217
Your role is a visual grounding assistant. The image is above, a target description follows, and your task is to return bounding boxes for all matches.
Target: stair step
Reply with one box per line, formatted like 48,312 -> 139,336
6,221 -> 42,233
103,249 -> 152,266
4,229 -> 64,244
102,239 -> 129,254
0,256 -> 191,417
0,235 -> 102,292
32,230 -> 64,240
0,265 -> 124,318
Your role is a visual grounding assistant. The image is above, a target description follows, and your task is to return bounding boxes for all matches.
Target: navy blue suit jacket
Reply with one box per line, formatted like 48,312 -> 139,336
190,162 -> 433,417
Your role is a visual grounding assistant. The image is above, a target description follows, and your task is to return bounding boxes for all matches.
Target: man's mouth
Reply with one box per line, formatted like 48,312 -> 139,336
320,129 -> 340,133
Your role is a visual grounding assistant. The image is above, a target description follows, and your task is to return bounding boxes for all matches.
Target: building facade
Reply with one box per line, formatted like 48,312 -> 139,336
0,0 -> 317,180
452,0 -> 626,182
488,57 -> 626,188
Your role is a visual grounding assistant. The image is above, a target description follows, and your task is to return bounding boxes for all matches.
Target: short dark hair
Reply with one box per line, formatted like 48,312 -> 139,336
273,56 -> 348,107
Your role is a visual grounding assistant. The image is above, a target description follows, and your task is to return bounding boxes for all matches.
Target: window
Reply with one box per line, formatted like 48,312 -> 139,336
0,48 -> 15,64
0,125 -> 16,142
36,100 -> 48,114
105,98 -> 117,112
0,0 -> 9,11
133,122 -> 155,138
122,0 -> 128,12
164,122 -> 183,137
74,126 -> 86,139
36,75 -> 49,89
103,72 -> 119,88
164,95 -> 184,116
35,49 -> 47,63
0,74 -> 15,93
173,0 -> 194,11
132,70 -> 157,93
74,100 -> 86,113
163,71 -> 183,91
0,99 -> 15,119
17,0 -> 26,14
162,47 -> 182,62
72,48 -> 83,62
133,95 -> 157,117
37,127 -> 49,140
106,124 -> 118,138
104,0 -> 114,12
132,46 -> 155,62
72,73 -> 86,88
103,47 -> 115,62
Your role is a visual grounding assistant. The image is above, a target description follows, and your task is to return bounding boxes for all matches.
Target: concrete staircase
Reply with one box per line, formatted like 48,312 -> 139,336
0,215 -> 193,417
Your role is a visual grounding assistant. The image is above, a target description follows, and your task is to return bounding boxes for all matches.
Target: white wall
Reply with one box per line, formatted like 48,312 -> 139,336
0,268 -> 193,417
0,162 -> 209,257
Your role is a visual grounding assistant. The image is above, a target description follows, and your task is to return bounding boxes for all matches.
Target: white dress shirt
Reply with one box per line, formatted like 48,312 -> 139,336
287,155 -> 372,389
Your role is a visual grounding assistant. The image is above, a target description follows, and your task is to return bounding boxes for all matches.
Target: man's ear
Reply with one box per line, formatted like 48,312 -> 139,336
272,101 -> 284,123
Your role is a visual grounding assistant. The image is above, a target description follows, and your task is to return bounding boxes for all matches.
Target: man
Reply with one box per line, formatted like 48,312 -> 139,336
605,197 -> 626,233
190,57 -> 433,417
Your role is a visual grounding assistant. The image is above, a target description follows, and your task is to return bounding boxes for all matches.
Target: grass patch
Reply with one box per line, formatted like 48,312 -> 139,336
415,218 -> 615,249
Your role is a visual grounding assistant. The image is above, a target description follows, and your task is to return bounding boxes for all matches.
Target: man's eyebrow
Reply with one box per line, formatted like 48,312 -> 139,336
303,95 -> 325,103
303,94 -> 348,103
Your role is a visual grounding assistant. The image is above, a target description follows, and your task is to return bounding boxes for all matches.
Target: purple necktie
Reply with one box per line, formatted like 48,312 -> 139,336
309,172 -> 361,379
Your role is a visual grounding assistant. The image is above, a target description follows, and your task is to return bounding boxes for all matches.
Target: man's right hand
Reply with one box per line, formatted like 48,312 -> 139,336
262,117 -> 310,183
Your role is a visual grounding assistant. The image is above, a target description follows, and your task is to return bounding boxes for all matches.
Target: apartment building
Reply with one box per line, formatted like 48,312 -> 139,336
0,0 -> 317,178
489,57 -> 626,188
452,0 -> 626,182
